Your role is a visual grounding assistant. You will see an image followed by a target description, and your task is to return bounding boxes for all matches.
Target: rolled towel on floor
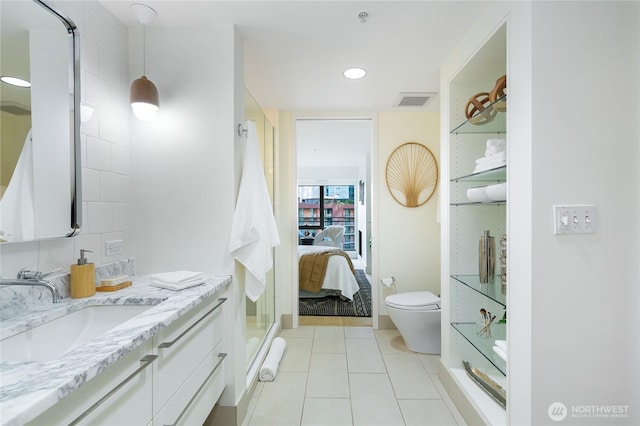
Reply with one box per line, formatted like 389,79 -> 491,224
259,337 -> 287,382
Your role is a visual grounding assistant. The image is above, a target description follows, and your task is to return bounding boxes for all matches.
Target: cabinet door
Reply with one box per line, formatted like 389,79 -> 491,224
153,296 -> 226,416
152,347 -> 226,425
27,340 -> 154,426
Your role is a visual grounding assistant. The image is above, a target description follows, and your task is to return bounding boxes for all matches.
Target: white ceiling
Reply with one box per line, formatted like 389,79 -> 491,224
99,1 -> 487,112
100,1 -> 487,168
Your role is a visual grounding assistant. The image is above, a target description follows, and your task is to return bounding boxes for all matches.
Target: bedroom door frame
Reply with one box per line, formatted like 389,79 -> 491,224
291,112 -> 378,329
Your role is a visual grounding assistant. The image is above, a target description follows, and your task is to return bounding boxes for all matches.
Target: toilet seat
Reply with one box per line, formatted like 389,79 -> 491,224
385,291 -> 440,311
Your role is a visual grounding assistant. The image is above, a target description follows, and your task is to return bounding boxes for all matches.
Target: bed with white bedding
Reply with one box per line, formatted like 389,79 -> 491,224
297,245 -> 360,301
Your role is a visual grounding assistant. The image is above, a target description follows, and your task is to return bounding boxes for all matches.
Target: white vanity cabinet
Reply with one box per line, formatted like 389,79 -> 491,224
27,340 -> 155,426
151,296 -> 227,425
24,293 -> 228,426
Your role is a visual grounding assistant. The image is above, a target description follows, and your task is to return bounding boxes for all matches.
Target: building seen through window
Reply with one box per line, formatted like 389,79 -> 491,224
298,185 -> 355,250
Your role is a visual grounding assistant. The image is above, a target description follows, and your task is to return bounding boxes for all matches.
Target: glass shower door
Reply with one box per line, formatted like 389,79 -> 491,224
244,90 -> 276,370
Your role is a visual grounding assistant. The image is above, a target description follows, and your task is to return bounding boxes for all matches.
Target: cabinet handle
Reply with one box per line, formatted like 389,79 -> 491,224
69,354 -> 157,425
158,297 -> 227,349
164,352 -> 227,426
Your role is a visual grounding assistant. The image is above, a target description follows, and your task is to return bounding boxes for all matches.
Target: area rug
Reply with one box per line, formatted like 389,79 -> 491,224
299,269 -> 371,317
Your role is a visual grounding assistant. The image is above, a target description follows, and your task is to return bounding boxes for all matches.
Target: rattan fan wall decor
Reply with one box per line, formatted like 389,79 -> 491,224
385,142 -> 438,207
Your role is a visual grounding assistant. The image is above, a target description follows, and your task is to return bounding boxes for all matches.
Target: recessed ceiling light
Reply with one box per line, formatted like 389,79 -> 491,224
343,67 -> 367,79
0,76 -> 31,88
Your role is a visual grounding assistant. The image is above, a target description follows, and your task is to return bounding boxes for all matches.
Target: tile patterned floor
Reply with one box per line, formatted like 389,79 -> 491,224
242,325 -> 466,426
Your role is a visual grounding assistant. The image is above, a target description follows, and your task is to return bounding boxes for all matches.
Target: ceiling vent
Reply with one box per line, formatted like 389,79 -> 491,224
0,101 -> 30,115
395,92 -> 437,108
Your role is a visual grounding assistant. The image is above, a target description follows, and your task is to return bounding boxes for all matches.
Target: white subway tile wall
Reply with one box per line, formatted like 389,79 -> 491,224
0,1 -> 131,277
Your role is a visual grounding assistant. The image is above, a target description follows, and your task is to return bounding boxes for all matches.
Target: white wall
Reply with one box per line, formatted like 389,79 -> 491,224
529,2 -> 639,424
298,166 -> 359,182
0,1 -> 132,279
129,23 -> 246,407
129,24 -> 238,275
441,2 -> 639,424
377,112 -> 441,312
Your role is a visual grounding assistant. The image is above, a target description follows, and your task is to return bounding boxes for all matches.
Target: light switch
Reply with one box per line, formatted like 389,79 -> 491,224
553,205 -> 596,235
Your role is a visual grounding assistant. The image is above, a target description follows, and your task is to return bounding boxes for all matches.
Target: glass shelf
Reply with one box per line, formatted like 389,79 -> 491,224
451,322 -> 506,376
451,200 -> 506,207
451,166 -> 506,183
451,275 -> 506,306
450,95 -> 506,134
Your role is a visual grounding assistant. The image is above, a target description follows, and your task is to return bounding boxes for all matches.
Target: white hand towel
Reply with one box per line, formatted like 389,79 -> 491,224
149,271 -> 205,290
493,345 -> 507,362
259,337 -> 287,382
150,279 -> 205,291
229,121 -> 280,302
0,129 -> 35,241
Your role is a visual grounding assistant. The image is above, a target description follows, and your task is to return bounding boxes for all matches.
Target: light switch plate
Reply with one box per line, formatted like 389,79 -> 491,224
553,205 -> 596,235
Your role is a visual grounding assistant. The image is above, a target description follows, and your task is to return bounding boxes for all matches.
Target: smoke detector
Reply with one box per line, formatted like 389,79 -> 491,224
394,92 -> 437,108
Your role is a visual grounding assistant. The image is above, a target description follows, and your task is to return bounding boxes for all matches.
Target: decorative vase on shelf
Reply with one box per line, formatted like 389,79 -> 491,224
478,230 -> 495,283
500,234 -> 507,294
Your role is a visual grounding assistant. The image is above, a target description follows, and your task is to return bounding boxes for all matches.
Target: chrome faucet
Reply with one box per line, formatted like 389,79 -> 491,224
0,268 -> 62,303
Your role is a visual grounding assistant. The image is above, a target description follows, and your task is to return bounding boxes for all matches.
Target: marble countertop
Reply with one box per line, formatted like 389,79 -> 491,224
0,274 -> 232,426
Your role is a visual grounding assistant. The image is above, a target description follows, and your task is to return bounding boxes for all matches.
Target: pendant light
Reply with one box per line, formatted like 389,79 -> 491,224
130,3 -> 159,121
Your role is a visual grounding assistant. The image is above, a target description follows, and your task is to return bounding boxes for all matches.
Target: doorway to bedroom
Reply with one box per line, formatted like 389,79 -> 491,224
296,118 -> 372,325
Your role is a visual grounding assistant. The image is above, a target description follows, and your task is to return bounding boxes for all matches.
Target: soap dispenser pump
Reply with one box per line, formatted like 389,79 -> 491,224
70,249 -> 96,298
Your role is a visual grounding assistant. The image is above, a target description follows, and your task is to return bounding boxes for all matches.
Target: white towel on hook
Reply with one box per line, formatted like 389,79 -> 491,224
229,120 -> 280,302
0,129 -> 35,241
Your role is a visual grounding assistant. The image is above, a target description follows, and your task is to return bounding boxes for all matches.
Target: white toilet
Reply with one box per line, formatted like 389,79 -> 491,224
385,291 -> 441,354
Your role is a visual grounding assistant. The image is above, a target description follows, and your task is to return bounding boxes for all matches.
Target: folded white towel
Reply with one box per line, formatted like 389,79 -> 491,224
149,271 -> 205,291
150,271 -> 204,284
493,345 -> 507,362
495,339 -> 507,353
485,183 -> 507,201
485,138 -> 506,156
475,152 -> 506,165
486,138 -> 505,148
150,278 -> 205,291
259,337 -> 287,382
473,160 -> 506,173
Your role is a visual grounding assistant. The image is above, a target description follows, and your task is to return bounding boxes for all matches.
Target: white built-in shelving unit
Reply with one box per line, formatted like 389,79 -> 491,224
441,23 -> 509,425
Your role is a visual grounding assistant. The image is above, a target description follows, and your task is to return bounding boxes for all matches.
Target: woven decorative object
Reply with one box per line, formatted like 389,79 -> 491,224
465,92 -> 497,125
385,142 -> 438,208
490,74 -> 507,112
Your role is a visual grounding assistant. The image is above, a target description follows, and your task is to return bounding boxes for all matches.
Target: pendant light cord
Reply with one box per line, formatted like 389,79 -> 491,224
142,23 -> 146,76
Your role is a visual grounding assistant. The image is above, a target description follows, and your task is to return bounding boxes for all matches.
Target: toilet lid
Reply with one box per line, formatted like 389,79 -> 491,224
385,291 -> 440,310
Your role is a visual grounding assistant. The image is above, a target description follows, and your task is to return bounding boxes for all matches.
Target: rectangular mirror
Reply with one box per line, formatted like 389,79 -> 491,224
0,0 -> 81,243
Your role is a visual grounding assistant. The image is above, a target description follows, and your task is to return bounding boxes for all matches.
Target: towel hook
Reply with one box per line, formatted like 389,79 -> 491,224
237,123 -> 248,138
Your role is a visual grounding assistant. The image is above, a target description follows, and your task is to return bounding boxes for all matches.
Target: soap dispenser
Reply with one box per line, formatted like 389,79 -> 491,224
70,249 -> 96,298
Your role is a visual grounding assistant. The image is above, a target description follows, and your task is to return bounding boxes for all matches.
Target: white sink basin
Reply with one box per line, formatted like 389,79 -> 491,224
0,305 -> 151,362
